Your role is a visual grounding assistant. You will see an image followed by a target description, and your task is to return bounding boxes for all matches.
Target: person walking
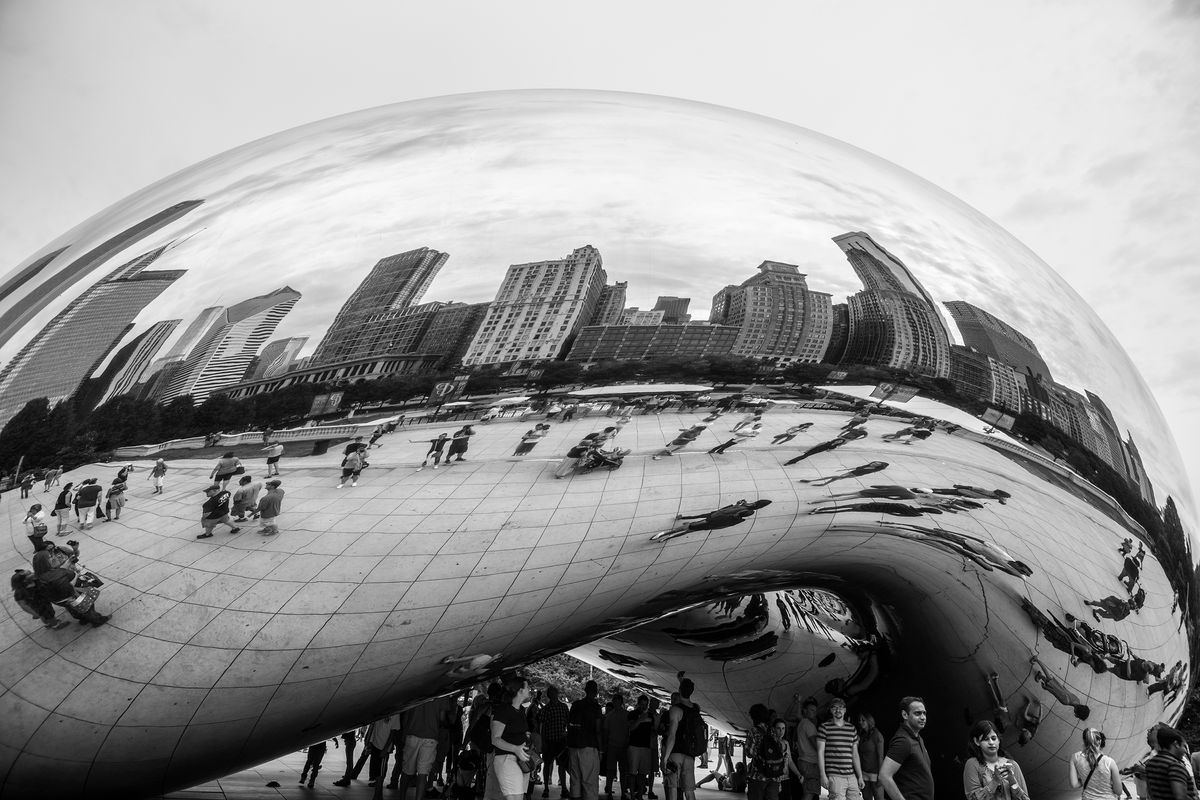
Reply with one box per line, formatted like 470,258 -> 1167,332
961,720 -> 1028,800
708,423 -> 762,455
878,697 -> 933,800
1068,728 -> 1121,800
19,472 -> 34,499
515,424 -> 550,456
210,452 -> 243,490
42,466 -> 63,492
414,433 -> 451,469
446,425 -> 475,464
51,483 -> 74,536
652,425 -> 708,460
650,500 -> 772,543
771,423 -> 813,445
339,447 -> 366,488
196,484 -> 241,539
256,479 -> 285,536
660,677 -> 704,800
261,440 -> 284,476
784,436 -> 850,466
148,459 -> 168,494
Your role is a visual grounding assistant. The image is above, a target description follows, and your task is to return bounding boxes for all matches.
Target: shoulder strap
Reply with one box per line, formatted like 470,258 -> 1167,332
1082,755 -> 1101,792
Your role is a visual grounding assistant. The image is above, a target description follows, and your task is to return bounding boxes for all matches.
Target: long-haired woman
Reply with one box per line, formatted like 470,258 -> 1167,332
486,675 -> 532,800
1068,728 -> 1121,799
962,720 -> 1028,800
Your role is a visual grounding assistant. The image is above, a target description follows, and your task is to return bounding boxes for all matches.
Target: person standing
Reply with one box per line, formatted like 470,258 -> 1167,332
261,440 -> 284,476
394,695 -> 455,800
660,677 -> 704,800
1068,728 -> 1121,800
11,568 -> 70,629
256,479 -> 285,536
105,479 -> 128,521
785,696 -> 820,800
74,479 -> 103,530
603,692 -> 632,800
744,703 -> 780,800
1144,726 -> 1197,800
855,713 -> 886,800
51,483 -> 74,536
42,466 -> 63,492
626,696 -> 655,800
19,472 -> 34,499
116,463 -> 136,483
488,675 -> 533,800
299,738 -> 331,789
515,424 -> 550,456
877,697 -> 934,800
541,686 -> 571,798
569,680 -> 604,800
961,720 -> 1027,800
148,459 -> 168,493
446,425 -> 475,464
818,698 -> 864,800
231,475 -> 263,522
196,484 -> 240,539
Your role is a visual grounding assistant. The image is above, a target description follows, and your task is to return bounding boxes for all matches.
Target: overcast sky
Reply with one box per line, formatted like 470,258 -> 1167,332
1,0 -> 1197,512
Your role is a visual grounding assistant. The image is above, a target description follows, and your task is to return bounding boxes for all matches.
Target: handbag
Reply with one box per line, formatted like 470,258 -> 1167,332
233,465 -> 246,475
75,571 -> 104,588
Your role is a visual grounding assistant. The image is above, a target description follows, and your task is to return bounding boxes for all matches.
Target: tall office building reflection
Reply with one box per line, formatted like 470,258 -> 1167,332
0,246 -> 185,424
160,287 -> 301,404
0,200 -> 202,354
311,247 -> 449,365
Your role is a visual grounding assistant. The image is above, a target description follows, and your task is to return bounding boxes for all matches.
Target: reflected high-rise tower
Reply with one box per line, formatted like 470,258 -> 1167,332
652,295 -> 691,324
161,287 -> 301,404
590,281 -> 628,325
0,200 -> 202,350
247,337 -> 309,381
835,232 -> 951,377
311,247 -> 449,365
944,300 -> 1053,382
94,319 -> 183,406
462,245 -> 607,367
0,246 -> 186,426
711,261 -> 817,362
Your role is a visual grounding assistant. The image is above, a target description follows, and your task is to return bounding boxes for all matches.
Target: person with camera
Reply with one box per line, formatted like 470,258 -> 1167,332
487,675 -> 535,800
961,720 -> 1028,800
31,538 -> 109,626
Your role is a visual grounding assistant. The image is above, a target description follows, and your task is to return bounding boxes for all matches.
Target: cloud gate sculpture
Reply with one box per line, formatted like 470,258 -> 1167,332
0,90 -> 1194,799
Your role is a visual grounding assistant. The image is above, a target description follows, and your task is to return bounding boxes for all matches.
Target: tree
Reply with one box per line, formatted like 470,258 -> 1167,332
522,653 -> 636,703
0,397 -> 54,468
531,361 -> 584,391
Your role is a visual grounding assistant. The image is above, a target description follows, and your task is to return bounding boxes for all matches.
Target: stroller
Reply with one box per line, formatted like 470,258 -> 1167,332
576,446 -> 630,474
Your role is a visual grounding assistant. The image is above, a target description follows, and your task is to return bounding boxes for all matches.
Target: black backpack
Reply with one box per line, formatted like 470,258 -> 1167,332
751,730 -> 786,779
674,702 -> 708,758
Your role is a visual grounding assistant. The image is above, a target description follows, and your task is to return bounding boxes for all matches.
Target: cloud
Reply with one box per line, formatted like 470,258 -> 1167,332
1085,152 -> 1151,187
1004,190 -> 1089,221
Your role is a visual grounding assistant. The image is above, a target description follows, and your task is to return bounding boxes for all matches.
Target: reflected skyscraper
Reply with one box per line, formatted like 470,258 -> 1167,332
944,300 -> 1053,382
591,281 -> 627,325
95,319 -> 183,406
710,261 -> 817,363
0,246 -> 185,425
652,295 -> 691,324
836,233 -> 950,377
311,247 -> 449,365
247,337 -> 309,381
0,200 -> 201,350
161,287 -> 301,404
462,245 -> 607,367
161,305 -> 225,363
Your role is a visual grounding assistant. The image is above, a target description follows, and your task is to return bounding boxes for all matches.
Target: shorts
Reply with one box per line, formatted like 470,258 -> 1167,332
797,761 -> 819,793
665,754 -> 695,791
403,735 -> 438,775
266,456 -> 280,464
214,472 -> 236,483
827,773 -> 862,800
627,746 -> 653,774
202,514 -> 232,531
487,753 -> 527,798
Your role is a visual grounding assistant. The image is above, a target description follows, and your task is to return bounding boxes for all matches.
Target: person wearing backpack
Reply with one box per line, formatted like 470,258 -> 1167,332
660,678 -> 706,800
745,704 -> 786,800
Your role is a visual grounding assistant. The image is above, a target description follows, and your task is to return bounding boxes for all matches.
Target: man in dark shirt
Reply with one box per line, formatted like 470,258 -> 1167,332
197,484 -> 241,539
878,697 -> 933,800
568,680 -> 603,800
1145,726 -> 1198,800
541,686 -> 571,798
